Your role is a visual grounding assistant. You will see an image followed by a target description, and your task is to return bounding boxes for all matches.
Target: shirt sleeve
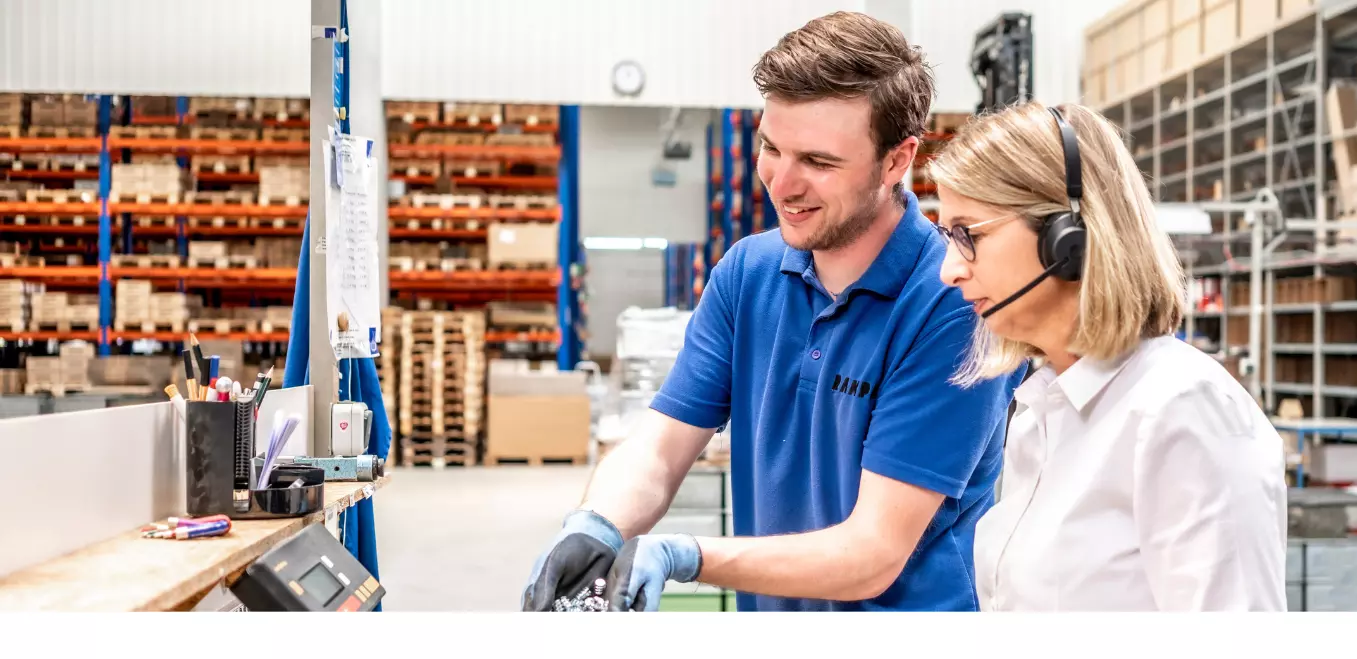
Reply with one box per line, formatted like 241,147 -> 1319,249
1133,380 -> 1288,611
648,256 -> 736,430
861,309 -> 1019,499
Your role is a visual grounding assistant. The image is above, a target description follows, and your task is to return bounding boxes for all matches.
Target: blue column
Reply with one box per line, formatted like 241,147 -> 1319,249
96,95 -> 113,354
175,96 -> 190,263
739,110 -> 755,238
720,109 -> 735,256
703,122 -> 715,285
556,105 -> 581,370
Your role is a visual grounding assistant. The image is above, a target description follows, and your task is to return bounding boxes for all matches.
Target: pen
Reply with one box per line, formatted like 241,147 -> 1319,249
208,355 -> 220,389
190,334 -> 207,393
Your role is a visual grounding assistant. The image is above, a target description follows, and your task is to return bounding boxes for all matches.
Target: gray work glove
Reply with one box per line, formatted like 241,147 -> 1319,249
521,509 -> 624,611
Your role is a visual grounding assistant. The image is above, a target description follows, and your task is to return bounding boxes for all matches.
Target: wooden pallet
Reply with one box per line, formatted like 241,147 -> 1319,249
0,319 -> 25,332
24,383 -> 89,397
30,320 -> 97,333
486,133 -> 555,147
258,319 -> 291,333
487,194 -> 556,210
0,189 -> 20,202
112,319 -> 186,333
185,190 -> 256,206
489,261 -> 556,271
187,318 -> 258,335
414,131 -> 485,146
25,189 -> 96,204
191,155 -> 252,174
254,99 -> 309,123
400,439 -> 478,468
446,160 -> 502,178
109,253 -> 182,268
386,102 -> 441,124
0,254 -> 45,267
186,254 -> 258,269
483,455 -> 587,466
46,155 -> 100,172
108,191 -> 181,204
189,126 -> 259,141
390,158 -> 442,177
389,257 -> 484,272
258,193 -> 309,207
0,125 -> 19,139
132,216 -> 177,229
110,125 -> 179,140
24,125 -> 97,138
260,127 -> 307,143
400,193 -> 485,209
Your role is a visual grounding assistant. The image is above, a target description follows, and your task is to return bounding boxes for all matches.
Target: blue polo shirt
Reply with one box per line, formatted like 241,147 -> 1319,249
650,192 -> 1024,611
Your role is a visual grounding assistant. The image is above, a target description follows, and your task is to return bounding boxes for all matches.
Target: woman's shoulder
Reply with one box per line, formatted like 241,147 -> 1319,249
1119,336 -> 1268,435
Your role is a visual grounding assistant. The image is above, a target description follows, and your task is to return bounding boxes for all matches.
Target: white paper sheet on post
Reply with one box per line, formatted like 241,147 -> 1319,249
323,128 -> 382,359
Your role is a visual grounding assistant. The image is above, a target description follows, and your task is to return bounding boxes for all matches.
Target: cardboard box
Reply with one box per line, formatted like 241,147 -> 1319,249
1240,0 -> 1278,39
1203,0 -> 1239,55
489,359 -> 586,396
486,222 -> 558,268
1173,0 -> 1203,24
1281,0 -> 1313,19
1171,21 -> 1201,71
486,395 -> 591,461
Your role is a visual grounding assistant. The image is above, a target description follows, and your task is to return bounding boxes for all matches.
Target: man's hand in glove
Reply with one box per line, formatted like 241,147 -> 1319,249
521,509 -> 624,611
603,534 -> 702,611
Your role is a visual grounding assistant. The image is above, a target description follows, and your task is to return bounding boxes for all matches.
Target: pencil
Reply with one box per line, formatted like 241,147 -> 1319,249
180,349 -> 198,401
190,334 -> 208,394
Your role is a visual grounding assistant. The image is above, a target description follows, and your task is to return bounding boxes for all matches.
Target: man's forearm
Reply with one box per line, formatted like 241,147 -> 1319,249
694,524 -> 904,602
581,410 -> 714,540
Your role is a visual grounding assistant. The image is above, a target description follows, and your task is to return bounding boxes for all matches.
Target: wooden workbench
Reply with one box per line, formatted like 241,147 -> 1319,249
0,476 -> 389,612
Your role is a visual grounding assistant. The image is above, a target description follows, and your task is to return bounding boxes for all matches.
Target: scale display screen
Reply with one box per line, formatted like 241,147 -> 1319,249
298,563 -> 344,606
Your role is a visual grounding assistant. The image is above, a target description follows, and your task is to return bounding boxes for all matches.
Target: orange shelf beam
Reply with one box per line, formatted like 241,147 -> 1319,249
388,143 -> 560,161
111,203 -> 310,218
110,330 -> 290,343
388,269 -> 559,292
195,171 -> 261,184
388,227 -> 487,240
387,206 -> 558,221
403,120 -> 557,134
391,174 -> 557,189
0,201 -> 99,216
0,331 -> 100,342
106,138 -> 309,155
1,223 -> 100,235
0,138 -> 102,153
131,115 -> 309,129
485,330 -> 560,343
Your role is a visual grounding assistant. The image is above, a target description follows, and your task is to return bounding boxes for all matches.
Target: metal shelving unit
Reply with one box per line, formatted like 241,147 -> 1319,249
1101,6 -> 1357,421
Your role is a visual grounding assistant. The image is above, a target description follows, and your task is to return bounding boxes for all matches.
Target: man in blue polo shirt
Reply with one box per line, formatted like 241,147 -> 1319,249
522,11 -> 1023,612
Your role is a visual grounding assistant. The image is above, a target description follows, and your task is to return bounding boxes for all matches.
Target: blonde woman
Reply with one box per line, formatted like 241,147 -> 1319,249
926,102 -> 1288,611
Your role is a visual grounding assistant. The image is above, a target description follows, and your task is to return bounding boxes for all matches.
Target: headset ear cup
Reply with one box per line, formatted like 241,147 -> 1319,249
1039,213 -> 1086,281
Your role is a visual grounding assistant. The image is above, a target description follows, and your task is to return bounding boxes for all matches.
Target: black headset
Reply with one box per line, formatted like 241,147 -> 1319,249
1039,107 -> 1087,282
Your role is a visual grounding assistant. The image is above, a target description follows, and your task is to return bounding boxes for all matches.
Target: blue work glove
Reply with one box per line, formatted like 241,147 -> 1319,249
521,509 -> 624,611
603,534 -> 702,612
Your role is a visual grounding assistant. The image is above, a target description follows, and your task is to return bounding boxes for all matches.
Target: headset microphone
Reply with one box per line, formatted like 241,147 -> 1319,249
980,258 -> 1068,319
980,107 -> 1087,320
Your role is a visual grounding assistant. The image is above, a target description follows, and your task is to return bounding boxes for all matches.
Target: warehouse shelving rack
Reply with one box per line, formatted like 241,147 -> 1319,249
700,109 -> 770,300
2,97 -> 583,364
1098,6 -> 1357,422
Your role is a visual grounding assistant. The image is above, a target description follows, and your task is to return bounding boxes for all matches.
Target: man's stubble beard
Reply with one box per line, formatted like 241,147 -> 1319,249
784,175 -> 886,252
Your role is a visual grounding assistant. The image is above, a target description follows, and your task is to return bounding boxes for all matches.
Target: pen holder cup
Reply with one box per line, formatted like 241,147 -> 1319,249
185,399 -> 318,519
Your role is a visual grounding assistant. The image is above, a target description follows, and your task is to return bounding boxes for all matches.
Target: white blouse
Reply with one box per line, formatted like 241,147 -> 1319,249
975,336 -> 1288,611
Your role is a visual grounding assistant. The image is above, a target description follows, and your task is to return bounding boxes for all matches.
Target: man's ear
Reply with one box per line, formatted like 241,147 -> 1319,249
883,136 -> 919,189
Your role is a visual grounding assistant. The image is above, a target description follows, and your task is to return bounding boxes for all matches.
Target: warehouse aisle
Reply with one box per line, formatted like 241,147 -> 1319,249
374,466 -> 592,611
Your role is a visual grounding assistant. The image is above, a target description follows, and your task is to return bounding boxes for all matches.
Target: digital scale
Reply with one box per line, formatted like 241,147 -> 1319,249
231,524 -> 385,612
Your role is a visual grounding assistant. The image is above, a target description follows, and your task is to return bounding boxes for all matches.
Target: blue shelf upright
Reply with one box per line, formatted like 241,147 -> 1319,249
719,109 -> 735,256
739,109 -> 755,238
557,104 -> 582,370
95,95 -> 113,355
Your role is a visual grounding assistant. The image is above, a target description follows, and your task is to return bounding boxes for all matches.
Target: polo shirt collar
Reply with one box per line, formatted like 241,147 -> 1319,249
778,191 -> 932,299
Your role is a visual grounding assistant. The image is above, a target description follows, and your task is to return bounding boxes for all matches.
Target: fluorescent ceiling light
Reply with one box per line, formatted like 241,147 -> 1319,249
584,237 -> 669,250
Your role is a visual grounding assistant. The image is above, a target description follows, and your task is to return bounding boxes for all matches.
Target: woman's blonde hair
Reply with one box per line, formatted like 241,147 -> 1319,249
926,101 -> 1185,386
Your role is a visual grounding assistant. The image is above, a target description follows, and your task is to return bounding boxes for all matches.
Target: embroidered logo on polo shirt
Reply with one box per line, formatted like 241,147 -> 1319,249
831,374 -> 875,399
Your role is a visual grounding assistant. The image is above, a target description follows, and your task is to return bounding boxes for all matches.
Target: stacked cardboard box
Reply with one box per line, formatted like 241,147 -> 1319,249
131,96 -> 177,118
1274,276 -> 1357,305
0,280 -> 28,330
254,238 -> 302,269
0,93 -> 22,126
0,369 -> 24,394
486,359 -> 590,466
63,96 -> 98,128
30,292 -> 68,328
27,95 -> 65,126
258,166 -> 308,204
150,293 -> 192,329
114,279 -> 153,330
254,98 -> 309,122
110,164 -> 185,201
24,342 -> 94,395
486,222 -> 558,268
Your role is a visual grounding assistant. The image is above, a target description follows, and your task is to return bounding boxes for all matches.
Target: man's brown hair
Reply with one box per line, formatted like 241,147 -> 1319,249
753,11 -> 935,163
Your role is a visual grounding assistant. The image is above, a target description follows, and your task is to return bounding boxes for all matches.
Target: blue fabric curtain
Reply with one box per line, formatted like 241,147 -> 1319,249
283,216 -> 391,611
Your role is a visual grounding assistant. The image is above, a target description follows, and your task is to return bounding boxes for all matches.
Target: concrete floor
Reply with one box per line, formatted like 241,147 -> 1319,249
373,465 -> 591,611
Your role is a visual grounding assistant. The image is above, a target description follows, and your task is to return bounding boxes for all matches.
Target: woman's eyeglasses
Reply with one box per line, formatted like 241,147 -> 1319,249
933,213 -> 1022,262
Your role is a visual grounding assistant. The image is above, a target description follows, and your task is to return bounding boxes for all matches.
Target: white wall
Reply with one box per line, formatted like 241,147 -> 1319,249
584,250 -> 665,357
579,106 -> 711,243
381,0 -> 864,109
0,0 -> 310,96
906,0 -> 1126,113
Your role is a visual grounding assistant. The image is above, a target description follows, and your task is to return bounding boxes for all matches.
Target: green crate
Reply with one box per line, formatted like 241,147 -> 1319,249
659,591 -> 737,612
